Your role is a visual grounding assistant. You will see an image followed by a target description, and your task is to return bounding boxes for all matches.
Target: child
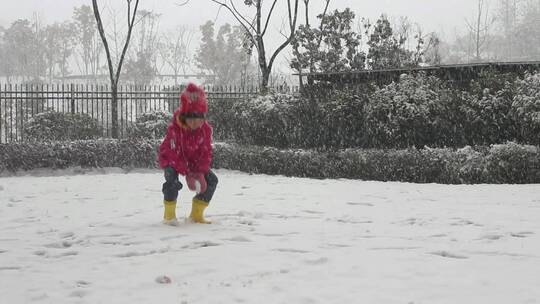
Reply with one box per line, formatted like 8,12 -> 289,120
158,83 -> 218,225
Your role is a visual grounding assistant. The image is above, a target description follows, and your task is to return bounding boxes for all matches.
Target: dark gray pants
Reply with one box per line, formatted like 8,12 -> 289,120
162,166 -> 218,203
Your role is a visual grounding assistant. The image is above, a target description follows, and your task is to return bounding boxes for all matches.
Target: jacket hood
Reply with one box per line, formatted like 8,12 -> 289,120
179,83 -> 208,116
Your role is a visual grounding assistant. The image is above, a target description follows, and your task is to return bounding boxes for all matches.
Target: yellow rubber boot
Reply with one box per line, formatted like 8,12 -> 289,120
163,200 -> 179,226
189,199 -> 211,224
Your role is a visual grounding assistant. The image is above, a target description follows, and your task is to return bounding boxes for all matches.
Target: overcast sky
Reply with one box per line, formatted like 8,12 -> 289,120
1,0 -> 477,35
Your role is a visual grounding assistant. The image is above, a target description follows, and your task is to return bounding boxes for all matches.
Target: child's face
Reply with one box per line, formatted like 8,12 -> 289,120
185,118 -> 204,130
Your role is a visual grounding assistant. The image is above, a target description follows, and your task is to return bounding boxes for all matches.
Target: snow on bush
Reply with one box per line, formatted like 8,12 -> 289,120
127,110 -> 172,139
363,73 -> 458,148
464,77 -> 518,145
511,73 -> 540,145
0,139 -> 159,173
24,111 -> 102,141
317,89 -> 369,148
231,93 -> 300,148
1,140 -> 538,183
209,72 -> 540,150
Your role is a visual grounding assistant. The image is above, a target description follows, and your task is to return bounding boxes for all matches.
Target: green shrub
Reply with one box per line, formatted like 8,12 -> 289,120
318,89 -> 369,149
464,80 -> 518,145
363,74 -> 460,148
0,139 -> 159,173
208,97 -> 248,142
24,111 -> 102,141
1,140 -> 538,184
203,72 -> 540,150
511,73 -> 540,145
485,142 -> 540,183
231,93 -> 300,148
127,110 -> 172,139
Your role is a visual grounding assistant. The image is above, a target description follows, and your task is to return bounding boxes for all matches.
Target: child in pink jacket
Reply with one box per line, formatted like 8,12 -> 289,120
158,83 -> 218,225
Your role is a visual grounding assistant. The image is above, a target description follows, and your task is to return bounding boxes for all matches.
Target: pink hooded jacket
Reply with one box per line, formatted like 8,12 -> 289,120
158,84 -> 212,176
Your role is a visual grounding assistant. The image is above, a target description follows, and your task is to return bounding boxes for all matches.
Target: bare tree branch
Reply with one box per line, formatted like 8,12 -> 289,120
261,0 -> 278,37
209,0 -> 300,90
210,0 -> 256,39
176,0 -> 190,6
316,0 -> 331,49
268,0 -> 299,73
92,0 -> 115,86
93,0 -> 141,138
230,0 -> 257,33
114,0 -> 140,85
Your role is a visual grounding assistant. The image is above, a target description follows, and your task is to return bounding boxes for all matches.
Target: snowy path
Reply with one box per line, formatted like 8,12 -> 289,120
1,169 -> 539,303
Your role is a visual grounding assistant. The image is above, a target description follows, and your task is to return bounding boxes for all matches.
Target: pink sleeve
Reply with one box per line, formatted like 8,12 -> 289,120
195,124 -> 213,174
159,127 -> 188,175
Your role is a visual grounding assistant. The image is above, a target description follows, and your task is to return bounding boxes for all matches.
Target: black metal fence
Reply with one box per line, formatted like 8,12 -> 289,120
0,84 -> 298,143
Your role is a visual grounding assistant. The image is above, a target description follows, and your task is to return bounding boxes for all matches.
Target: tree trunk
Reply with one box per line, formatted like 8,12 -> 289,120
111,83 -> 119,139
261,67 -> 270,93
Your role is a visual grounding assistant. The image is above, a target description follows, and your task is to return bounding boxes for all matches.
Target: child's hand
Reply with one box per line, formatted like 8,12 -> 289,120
186,172 -> 207,194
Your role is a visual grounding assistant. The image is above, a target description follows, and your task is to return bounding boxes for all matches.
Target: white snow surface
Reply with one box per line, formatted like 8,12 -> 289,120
1,168 -> 539,303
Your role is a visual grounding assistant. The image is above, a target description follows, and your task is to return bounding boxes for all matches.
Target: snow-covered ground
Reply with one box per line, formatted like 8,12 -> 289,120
1,169 -> 539,304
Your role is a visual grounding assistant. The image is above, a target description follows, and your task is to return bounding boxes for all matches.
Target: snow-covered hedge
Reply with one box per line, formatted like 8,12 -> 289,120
1,140 -> 538,184
511,73 -> 540,145
213,142 -> 539,184
127,110 -> 172,139
210,72 -> 540,149
364,74 -> 460,148
24,111 -> 102,141
0,139 -> 159,172
229,93 -> 300,147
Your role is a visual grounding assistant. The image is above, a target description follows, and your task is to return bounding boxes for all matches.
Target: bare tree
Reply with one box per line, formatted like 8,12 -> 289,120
158,26 -> 194,85
210,0 -> 299,93
43,22 -> 77,81
92,0 -> 140,138
497,0 -> 520,60
465,0 -> 496,61
73,5 -> 103,79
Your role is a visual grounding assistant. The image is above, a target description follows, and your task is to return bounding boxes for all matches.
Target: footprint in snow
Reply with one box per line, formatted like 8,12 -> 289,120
332,217 -> 372,224
304,257 -> 329,265
273,248 -> 310,254
429,234 -> 447,238
37,251 -> 78,258
0,266 -> 22,271
451,218 -> 482,226
60,232 -> 75,239
238,219 -> 256,226
324,243 -> 351,249
302,210 -> 324,215
225,236 -> 252,242
181,241 -> 221,249
429,251 -> 468,259
115,248 -> 168,258
34,250 -> 47,256
479,234 -> 504,241
69,290 -> 88,298
44,241 -> 73,249
511,231 -> 534,238
160,234 -> 187,241
347,202 -> 374,207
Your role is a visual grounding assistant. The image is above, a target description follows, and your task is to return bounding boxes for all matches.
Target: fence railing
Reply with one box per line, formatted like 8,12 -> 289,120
0,84 -> 298,143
